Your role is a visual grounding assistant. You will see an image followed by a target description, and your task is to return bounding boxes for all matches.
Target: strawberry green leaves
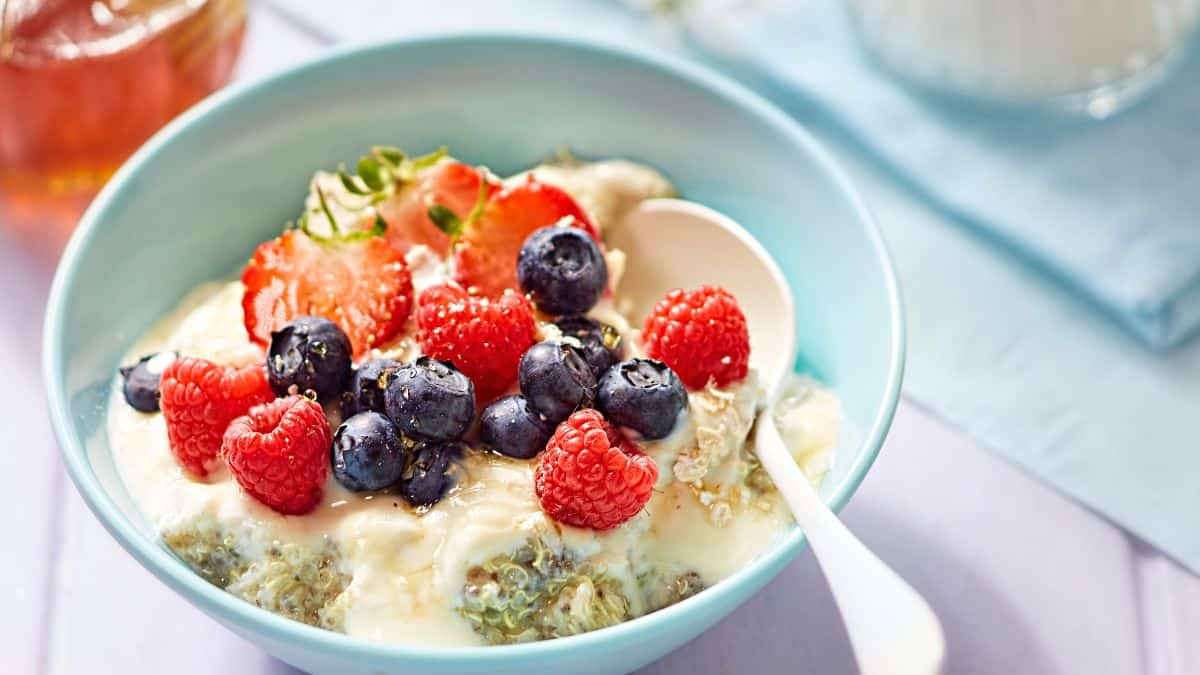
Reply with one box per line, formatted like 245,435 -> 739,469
428,205 -> 464,238
356,156 -> 387,192
428,166 -> 490,242
337,146 -> 448,203
298,186 -> 386,244
297,145 -> 450,245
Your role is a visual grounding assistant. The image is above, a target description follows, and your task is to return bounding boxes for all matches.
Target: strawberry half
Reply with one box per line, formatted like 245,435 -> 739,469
452,176 -> 597,298
242,230 -> 413,357
378,160 -> 500,257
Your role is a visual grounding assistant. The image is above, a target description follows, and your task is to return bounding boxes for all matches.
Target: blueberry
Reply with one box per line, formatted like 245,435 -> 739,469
480,395 -> 554,459
341,358 -> 403,417
518,341 -> 596,424
119,351 -> 178,412
517,226 -> 608,316
596,358 -> 687,440
555,317 -> 623,380
385,356 -> 475,441
267,316 -> 352,401
331,412 -> 408,492
398,441 -> 465,507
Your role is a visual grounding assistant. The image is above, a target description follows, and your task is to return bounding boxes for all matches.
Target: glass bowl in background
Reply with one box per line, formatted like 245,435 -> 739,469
0,0 -> 246,254
845,0 -> 1200,118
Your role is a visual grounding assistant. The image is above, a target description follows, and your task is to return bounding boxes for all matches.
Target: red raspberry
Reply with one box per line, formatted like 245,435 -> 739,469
159,357 -> 275,478
534,409 -> 658,530
222,395 -> 331,515
416,283 -> 537,401
642,285 -> 751,390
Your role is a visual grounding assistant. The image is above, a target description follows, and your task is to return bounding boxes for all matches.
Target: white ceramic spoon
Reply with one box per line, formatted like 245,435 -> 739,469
611,198 -> 945,675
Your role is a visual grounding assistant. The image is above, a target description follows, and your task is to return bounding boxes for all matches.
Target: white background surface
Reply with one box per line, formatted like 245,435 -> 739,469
4,4 -> 1199,673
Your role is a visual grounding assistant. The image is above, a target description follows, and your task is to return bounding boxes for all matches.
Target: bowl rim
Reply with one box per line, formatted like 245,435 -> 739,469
42,31 -> 905,665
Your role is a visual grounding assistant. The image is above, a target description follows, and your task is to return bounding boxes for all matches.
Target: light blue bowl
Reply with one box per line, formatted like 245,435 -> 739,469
43,34 -> 903,675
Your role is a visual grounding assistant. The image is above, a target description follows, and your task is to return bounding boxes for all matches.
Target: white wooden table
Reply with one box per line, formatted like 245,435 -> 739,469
4,4 -> 1199,673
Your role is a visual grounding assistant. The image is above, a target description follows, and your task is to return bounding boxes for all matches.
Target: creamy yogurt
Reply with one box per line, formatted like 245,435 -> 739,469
106,157 -> 842,647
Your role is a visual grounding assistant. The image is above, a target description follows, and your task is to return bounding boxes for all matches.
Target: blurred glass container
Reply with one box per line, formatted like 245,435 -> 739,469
0,0 -> 245,250
845,0 -> 1200,118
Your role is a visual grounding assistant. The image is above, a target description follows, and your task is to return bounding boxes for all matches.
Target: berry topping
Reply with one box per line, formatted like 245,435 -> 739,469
379,160 -> 499,256
119,351 -> 178,413
596,359 -> 687,441
416,283 -> 537,401
223,395 -> 332,515
159,357 -> 275,478
479,395 -> 554,460
516,222 -> 609,314
266,316 -> 353,401
385,356 -> 476,442
555,316 -> 623,380
517,226 -> 608,316
518,341 -> 596,424
642,285 -> 751,390
398,441 -> 465,507
535,409 -> 657,530
452,177 -> 598,298
341,358 -> 403,417
331,411 -> 408,492
242,230 -> 413,357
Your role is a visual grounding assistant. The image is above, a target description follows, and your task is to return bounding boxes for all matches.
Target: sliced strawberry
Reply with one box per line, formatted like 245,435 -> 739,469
378,160 -> 500,256
452,176 -> 597,298
242,231 -> 413,357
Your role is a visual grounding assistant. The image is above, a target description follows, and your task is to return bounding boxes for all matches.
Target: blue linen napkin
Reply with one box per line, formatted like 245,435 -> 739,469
265,0 -> 1200,572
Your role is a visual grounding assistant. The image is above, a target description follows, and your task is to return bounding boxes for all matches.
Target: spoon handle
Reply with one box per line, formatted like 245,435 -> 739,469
755,415 -> 945,675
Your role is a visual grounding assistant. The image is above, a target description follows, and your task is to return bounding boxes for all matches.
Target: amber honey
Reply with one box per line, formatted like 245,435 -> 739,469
0,0 -> 245,253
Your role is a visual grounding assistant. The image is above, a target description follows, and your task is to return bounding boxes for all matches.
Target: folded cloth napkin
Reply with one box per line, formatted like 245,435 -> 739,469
267,0 -> 1200,572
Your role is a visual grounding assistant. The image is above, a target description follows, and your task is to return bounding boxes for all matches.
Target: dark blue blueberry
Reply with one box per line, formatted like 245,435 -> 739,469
596,358 -> 686,440
341,358 -> 403,417
331,412 -> 408,492
517,226 -> 608,316
267,316 -> 352,401
119,351 -> 178,413
385,356 -> 475,441
479,395 -> 554,460
398,441 -> 465,507
518,340 -> 596,424
555,316 -> 623,380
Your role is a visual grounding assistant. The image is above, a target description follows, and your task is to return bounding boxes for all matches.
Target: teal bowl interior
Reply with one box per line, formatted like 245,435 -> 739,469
43,35 -> 903,675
